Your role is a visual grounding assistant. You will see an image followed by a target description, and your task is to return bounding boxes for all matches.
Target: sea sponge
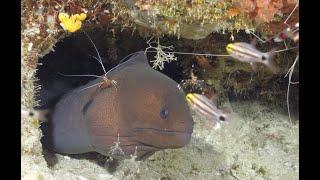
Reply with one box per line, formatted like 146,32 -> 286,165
58,12 -> 87,32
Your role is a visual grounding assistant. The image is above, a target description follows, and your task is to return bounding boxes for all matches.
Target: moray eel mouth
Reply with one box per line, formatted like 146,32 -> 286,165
133,127 -> 193,149
134,127 -> 193,135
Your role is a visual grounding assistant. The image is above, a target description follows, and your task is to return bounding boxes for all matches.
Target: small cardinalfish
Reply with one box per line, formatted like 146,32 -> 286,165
271,23 -> 299,43
226,41 -> 278,73
186,93 -> 229,124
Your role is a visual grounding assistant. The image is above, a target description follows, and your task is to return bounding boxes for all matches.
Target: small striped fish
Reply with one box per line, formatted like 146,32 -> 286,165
226,42 -> 277,73
186,93 -> 228,123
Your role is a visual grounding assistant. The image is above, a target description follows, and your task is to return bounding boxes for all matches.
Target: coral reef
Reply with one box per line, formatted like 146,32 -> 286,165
231,0 -> 299,37
21,0 -> 298,179
122,0 -> 298,39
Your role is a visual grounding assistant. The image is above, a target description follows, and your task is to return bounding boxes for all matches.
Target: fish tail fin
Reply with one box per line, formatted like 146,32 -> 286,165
264,49 -> 278,74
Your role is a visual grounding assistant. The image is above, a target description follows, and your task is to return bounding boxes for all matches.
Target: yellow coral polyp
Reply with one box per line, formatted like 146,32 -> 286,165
58,12 -> 87,33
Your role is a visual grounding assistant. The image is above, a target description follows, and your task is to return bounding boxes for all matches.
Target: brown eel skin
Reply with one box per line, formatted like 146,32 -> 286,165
42,51 -> 194,160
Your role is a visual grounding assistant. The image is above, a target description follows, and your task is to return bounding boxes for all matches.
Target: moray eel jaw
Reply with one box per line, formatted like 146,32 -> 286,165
133,127 -> 193,149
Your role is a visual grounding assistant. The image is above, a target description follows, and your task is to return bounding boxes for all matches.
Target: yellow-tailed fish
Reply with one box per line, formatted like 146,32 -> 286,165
226,42 -> 278,73
186,93 -> 228,123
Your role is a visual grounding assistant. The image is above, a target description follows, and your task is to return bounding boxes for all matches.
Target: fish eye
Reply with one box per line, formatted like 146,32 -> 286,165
261,55 -> 267,61
28,111 -> 34,117
219,115 -> 226,121
160,107 -> 169,119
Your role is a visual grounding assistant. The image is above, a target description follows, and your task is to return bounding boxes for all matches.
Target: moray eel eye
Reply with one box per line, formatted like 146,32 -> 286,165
160,107 -> 169,119
219,115 -> 226,121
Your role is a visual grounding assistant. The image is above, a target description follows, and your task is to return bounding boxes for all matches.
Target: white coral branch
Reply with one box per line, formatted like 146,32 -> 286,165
145,37 -> 177,70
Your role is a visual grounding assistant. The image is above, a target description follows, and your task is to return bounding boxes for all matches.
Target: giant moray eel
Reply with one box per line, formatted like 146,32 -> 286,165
42,51 -> 194,160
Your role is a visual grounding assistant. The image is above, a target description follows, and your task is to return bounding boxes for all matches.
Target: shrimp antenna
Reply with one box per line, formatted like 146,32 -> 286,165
146,50 -> 231,57
274,46 -> 298,53
58,72 -> 102,78
249,30 -> 267,43
82,31 -> 107,74
78,82 -> 104,92
58,72 -> 107,92
285,54 -> 299,130
284,1 -> 299,26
